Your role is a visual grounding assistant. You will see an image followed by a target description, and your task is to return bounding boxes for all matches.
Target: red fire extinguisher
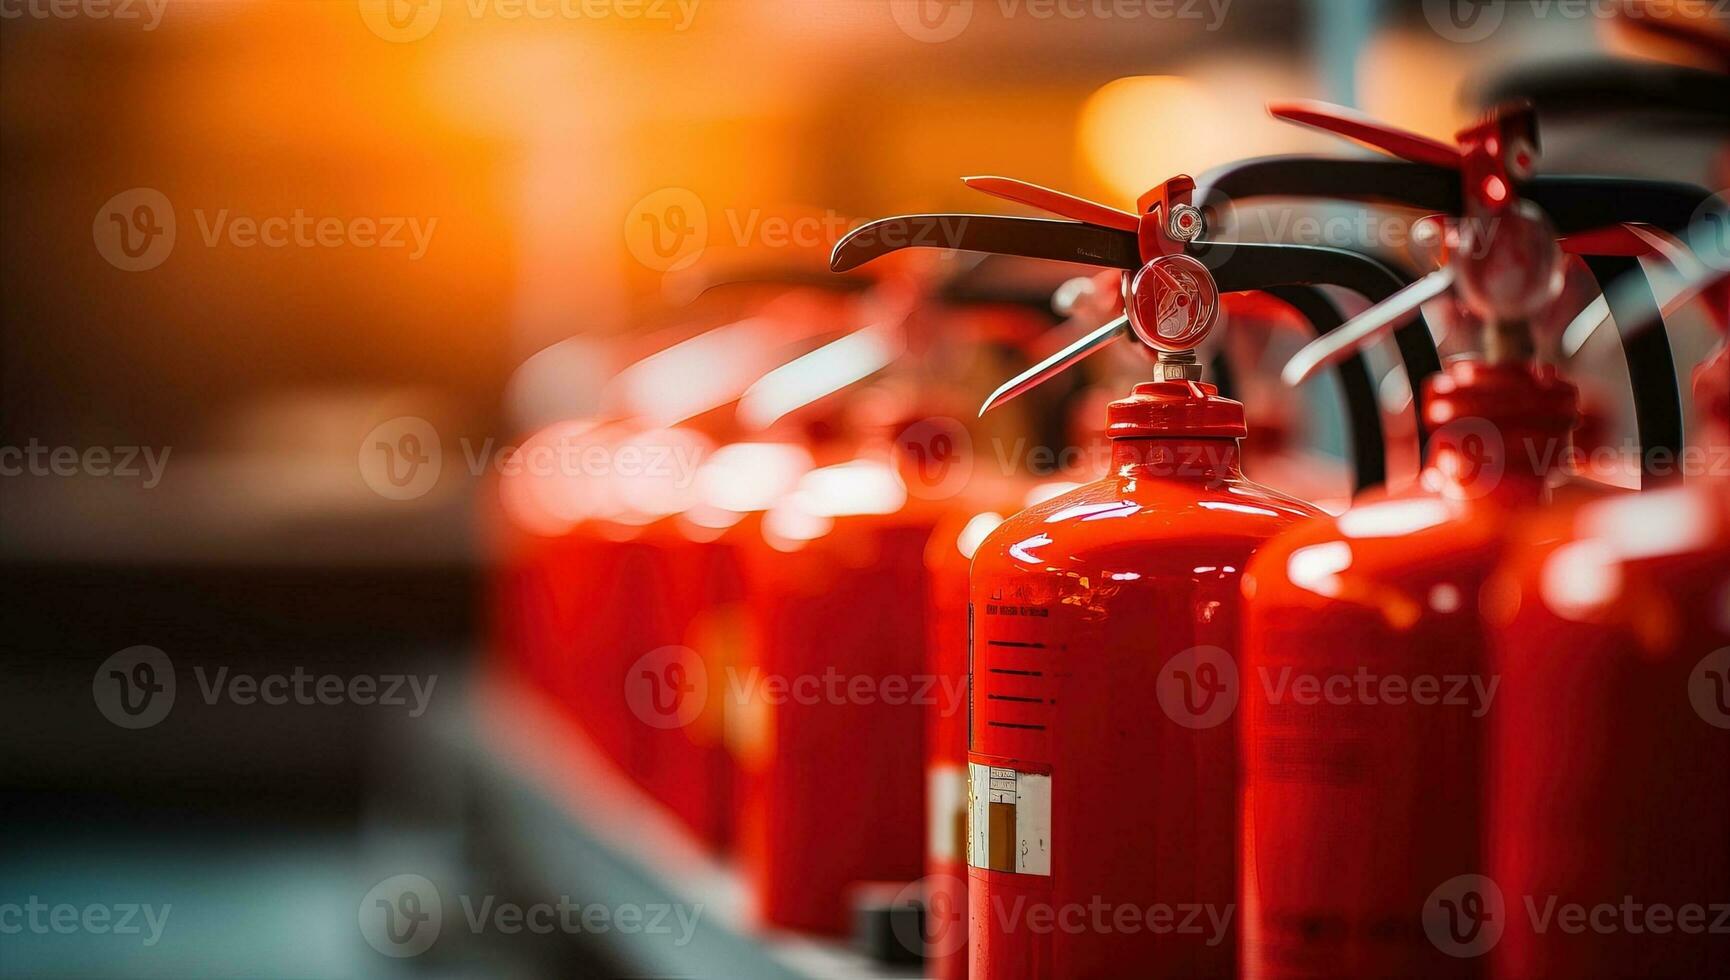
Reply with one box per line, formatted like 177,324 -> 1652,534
490,279 -> 869,849
1199,100 -> 1718,488
727,263 -> 1069,940
1484,271 -> 1729,979
1235,103 -> 1691,978
834,169 -> 1443,977
920,273 -> 1128,979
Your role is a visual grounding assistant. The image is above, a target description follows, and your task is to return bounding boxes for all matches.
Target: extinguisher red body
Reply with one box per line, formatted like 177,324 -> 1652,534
967,381 -> 1320,979
1484,348 -> 1730,978
1238,361 -> 1610,978
733,481 -> 934,935
925,495 -> 1026,978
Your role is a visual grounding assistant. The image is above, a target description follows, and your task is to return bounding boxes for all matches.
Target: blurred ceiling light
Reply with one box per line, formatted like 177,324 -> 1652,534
736,322 -> 904,430
606,318 -> 775,426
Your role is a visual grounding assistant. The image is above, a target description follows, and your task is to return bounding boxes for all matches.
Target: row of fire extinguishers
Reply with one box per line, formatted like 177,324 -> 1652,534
489,54 -> 1728,980
846,106 -> 1723,980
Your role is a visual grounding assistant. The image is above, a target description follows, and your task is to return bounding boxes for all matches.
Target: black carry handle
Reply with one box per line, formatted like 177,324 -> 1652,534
1196,158 -> 1720,488
1199,240 -> 1444,486
830,214 -> 1410,493
1472,59 -> 1730,126
1196,156 -> 1717,233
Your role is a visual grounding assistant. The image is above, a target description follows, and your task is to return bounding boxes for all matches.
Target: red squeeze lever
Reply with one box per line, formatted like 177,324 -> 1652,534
964,173 -> 1219,401
1268,99 -> 1661,258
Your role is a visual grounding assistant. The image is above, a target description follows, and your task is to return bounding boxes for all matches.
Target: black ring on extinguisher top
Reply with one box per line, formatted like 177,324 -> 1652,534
829,216 -> 1403,492
1196,159 -> 1718,487
1197,239 -> 1440,462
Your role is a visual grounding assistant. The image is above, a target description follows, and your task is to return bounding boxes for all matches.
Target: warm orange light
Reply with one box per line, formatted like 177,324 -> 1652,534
1078,76 -> 1216,206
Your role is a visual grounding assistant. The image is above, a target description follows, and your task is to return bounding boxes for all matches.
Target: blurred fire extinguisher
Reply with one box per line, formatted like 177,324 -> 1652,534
1236,102 -> 1702,978
1483,266 -> 1729,979
833,167 -> 1442,977
489,276 -> 869,849
725,255 -> 1073,939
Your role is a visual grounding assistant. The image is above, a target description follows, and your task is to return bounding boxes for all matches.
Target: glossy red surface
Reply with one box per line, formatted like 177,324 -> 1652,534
1484,484 -> 1730,978
967,381 -> 1320,978
733,499 -> 936,935
1238,360 -> 1614,978
1483,345 -> 1730,977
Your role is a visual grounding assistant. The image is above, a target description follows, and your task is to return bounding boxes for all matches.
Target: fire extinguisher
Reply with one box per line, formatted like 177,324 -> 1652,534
833,168 -> 1444,977
1235,103 -> 1693,979
1198,100 -> 1719,488
918,266 -> 1402,979
490,277 -> 869,849
918,271 -> 1131,979
1483,268 -> 1729,979
727,260 -> 1071,940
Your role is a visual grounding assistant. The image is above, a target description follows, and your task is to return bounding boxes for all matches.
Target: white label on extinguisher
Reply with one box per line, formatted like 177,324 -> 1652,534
967,763 -> 1051,876
929,764 -> 966,863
